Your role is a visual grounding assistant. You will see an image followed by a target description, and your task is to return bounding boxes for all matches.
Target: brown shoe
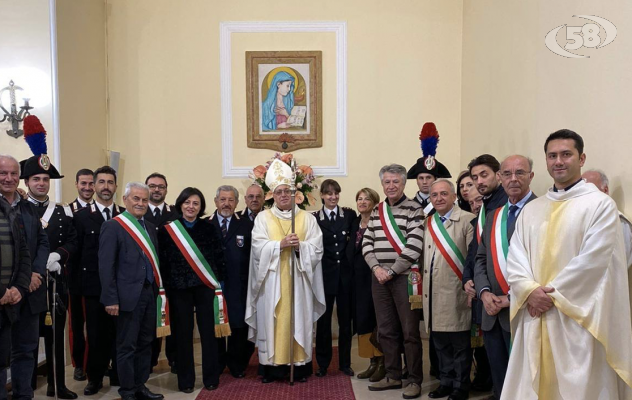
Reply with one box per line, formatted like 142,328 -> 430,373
368,377 -> 403,391
403,383 -> 422,399
369,356 -> 386,382
357,357 -> 378,379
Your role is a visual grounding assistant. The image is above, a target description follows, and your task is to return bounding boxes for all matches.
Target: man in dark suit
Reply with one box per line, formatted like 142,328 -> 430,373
0,154 -> 50,400
100,182 -> 163,400
68,168 -> 94,382
238,184 -> 264,222
473,155 -> 536,400
313,179 -> 356,377
210,185 -> 254,378
74,166 -> 124,395
21,155 -> 78,399
144,173 -> 178,372
0,155 -> 33,400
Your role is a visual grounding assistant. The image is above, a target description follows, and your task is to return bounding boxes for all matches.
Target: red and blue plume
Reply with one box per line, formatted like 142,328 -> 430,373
419,122 -> 439,157
23,115 -> 48,156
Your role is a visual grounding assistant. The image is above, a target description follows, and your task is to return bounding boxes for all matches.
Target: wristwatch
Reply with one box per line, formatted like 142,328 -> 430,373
387,269 -> 395,277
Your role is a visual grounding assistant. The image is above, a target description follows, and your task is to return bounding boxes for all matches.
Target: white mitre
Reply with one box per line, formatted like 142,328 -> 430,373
265,159 -> 293,192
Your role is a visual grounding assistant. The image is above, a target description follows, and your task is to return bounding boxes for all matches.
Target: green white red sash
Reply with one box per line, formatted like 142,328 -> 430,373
490,205 -> 510,294
114,212 -> 170,337
427,213 -> 465,280
378,201 -> 422,309
477,204 -> 485,244
164,220 -> 231,337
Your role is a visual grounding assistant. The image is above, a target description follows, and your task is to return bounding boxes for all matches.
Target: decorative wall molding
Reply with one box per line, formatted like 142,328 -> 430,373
49,0 -> 62,201
219,21 -> 347,178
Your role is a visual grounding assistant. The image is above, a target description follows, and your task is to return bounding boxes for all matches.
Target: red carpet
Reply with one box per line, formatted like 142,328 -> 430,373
195,347 -> 355,400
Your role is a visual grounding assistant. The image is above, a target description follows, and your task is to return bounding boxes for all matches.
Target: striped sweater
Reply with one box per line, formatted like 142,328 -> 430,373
362,195 -> 425,274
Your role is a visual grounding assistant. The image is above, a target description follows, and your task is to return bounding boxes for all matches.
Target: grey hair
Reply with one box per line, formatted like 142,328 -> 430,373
431,178 -> 456,194
215,185 -> 240,200
0,154 -> 21,176
501,155 -> 534,171
123,182 -> 149,197
585,169 -> 609,189
379,164 -> 407,181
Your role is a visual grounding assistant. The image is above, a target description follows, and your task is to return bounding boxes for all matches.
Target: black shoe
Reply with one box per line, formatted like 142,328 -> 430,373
231,371 -> 246,378
339,367 -> 354,376
109,375 -> 120,387
121,396 -> 136,400
181,388 -> 194,394
57,387 -> 78,399
448,388 -> 469,400
428,385 -> 453,398
137,387 -> 164,400
73,367 -> 87,381
83,381 -> 103,396
315,368 -> 327,377
205,384 -> 219,390
47,385 -> 55,397
262,376 -> 275,384
298,376 -> 308,383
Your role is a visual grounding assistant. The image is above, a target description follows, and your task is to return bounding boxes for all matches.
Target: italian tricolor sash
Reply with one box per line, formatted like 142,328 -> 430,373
477,204 -> 485,244
114,212 -> 170,337
378,202 -> 422,309
427,213 -> 465,280
490,205 -> 510,294
164,220 -> 231,337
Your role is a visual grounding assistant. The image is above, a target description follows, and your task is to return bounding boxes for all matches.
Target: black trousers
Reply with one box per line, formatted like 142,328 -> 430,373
217,326 -> 255,375
68,292 -> 86,369
483,319 -> 511,399
316,291 -> 352,370
433,330 -> 472,391
170,285 -> 219,389
84,295 -> 117,384
32,292 -> 69,390
0,311 -> 12,400
150,335 -> 176,369
116,284 -> 156,397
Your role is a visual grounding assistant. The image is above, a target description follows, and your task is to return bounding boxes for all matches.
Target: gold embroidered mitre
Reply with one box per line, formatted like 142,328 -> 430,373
265,159 -> 293,192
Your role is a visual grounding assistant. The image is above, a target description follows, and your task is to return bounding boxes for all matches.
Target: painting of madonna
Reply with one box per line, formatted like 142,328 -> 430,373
261,67 -> 307,131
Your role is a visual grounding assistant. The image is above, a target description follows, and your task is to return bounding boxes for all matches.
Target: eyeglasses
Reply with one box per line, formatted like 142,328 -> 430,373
246,195 -> 263,200
273,189 -> 292,196
500,170 -> 530,179
148,184 -> 167,190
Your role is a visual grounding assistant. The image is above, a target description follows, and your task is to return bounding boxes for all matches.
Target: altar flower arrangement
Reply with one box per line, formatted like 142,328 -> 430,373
249,152 -> 318,210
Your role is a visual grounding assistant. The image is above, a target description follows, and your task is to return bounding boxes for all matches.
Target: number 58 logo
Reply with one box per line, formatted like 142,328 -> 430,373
545,15 -> 617,58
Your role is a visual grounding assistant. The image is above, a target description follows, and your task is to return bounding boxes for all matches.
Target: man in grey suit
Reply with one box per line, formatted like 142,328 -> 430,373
474,155 -> 537,400
99,182 -> 163,400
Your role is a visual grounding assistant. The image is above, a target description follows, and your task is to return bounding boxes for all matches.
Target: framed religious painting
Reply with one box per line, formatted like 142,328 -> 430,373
246,51 -> 322,151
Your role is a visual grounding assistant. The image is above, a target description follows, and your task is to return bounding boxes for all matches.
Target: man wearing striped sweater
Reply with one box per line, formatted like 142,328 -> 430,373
363,164 -> 425,399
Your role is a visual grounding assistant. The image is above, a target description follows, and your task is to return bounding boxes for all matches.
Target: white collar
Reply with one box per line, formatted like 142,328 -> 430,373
148,203 -> 165,212
323,206 -> 338,218
94,201 -> 113,213
76,197 -> 90,207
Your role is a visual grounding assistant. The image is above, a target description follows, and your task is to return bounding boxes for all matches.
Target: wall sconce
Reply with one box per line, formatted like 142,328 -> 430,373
0,80 -> 34,138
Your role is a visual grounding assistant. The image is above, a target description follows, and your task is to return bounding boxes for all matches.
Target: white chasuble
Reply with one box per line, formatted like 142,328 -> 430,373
505,180 -> 632,400
245,206 -> 325,366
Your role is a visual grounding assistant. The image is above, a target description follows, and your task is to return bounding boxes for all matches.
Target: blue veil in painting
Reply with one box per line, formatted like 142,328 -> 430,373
261,71 -> 295,131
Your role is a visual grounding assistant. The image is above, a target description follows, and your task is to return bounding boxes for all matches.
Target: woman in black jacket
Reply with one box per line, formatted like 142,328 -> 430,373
158,187 -> 226,393
346,187 -> 385,382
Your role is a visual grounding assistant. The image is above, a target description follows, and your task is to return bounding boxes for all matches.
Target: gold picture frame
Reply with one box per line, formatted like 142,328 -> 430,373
246,51 -> 323,151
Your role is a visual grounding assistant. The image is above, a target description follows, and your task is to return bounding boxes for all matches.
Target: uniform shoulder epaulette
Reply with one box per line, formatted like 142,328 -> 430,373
60,203 -> 73,218
208,213 -> 215,221
90,203 -> 97,213
342,206 -> 354,213
165,204 -> 172,212
234,213 -> 240,220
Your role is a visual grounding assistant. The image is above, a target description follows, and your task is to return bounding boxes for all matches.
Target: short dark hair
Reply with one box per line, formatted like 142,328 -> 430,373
174,187 -> 206,218
93,166 -> 117,183
544,129 -> 584,154
320,179 -> 342,205
455,170 -> 472,212
145,172 -> 168,187
75,168 -> 94,182
468,154 -> 501,174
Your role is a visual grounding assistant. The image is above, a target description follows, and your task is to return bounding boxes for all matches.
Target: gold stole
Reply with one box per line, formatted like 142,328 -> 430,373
266,210 -> 309,364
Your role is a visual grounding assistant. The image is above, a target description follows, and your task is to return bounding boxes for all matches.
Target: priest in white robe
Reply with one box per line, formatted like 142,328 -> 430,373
504,129 -> 632,399
245,159 -> 326,383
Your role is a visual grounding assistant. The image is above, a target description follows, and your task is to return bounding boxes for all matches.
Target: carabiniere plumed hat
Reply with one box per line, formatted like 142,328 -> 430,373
407,122 -> 452,179
19,115 -> 64,180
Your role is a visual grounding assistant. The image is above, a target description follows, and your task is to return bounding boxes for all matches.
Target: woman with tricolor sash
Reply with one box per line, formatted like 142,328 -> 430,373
158,187 -> 227,393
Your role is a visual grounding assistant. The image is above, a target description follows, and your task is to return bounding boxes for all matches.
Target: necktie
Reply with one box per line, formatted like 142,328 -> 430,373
249,212 -> 254,222
154,207 -> 161,218
330,211 -> 336,223
507,205 -> 519,230
440,216 -> 447,224
104,207 -> 111,221
221,218 -> 228,238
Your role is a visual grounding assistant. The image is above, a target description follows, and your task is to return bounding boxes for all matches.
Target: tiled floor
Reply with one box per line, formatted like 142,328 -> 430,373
33,338 -> 492,399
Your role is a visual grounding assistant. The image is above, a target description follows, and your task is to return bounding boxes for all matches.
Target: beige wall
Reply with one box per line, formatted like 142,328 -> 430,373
56,0 -> 108,202
105,0 -> 464,209
461,0 -> 632,212
0,0 -> 56,197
